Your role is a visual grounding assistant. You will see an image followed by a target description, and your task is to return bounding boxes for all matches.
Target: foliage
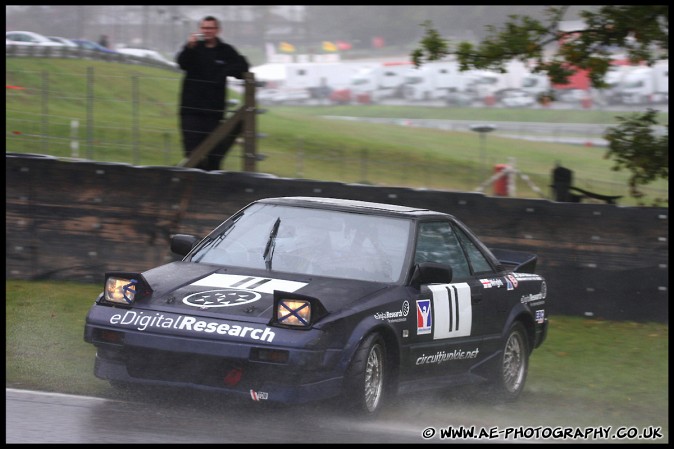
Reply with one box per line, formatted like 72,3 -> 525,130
411,6 -> 668,84
411,5 -> 669,205
604,109 -> 669,205
410,21 -> 449,69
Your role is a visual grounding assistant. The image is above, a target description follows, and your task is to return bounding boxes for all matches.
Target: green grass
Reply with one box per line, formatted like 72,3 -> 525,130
5,279 -> 669,436
5,280 -> 104,395
5,57 -> 668,206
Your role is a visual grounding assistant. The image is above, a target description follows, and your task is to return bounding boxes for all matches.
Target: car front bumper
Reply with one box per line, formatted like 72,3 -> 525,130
84,306 -> 346,404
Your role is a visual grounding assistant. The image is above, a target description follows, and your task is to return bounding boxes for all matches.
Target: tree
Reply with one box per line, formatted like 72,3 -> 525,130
604,110 -> 668,206
411,6 -> 668,205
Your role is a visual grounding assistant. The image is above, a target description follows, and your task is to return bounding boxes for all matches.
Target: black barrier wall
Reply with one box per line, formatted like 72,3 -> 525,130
5,154 -> 669,322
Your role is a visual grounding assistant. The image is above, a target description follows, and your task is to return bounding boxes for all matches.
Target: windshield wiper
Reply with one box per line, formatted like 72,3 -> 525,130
263,217 -> 281,270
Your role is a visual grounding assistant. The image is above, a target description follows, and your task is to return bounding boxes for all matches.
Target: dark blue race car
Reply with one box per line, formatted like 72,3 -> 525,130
84,196 -> 548,416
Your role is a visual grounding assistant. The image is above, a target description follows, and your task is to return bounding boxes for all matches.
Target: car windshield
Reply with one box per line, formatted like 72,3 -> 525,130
191,203 -> 413,283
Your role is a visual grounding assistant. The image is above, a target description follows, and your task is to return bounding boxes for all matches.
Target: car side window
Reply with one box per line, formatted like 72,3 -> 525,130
453,225 -> 494,274
414,221 -> 470,280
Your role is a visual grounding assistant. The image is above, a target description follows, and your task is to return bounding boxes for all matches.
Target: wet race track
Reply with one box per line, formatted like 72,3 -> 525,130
6,385 -> 549,444
6,387 -> 430,443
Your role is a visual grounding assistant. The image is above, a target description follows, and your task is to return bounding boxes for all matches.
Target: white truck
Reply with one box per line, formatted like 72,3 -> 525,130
520,73 -> 549,97
520,69 -> 591,104
468,60 -> 530,101
619,62 -> 669,105
348,62 -> 411,103
595,65 -> 639,105
251,62 -> 365,103
402,61 -> 477,101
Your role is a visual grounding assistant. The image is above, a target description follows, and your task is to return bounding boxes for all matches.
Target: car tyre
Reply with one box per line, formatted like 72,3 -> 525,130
490,322 -> 529,401
343,333 -> 387,416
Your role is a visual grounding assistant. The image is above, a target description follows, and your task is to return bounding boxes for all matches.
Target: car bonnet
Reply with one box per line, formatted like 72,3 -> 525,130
126,261 -> 389,323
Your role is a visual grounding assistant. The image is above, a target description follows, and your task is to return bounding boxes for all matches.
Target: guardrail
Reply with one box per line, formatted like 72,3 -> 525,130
5,43 -> 180,72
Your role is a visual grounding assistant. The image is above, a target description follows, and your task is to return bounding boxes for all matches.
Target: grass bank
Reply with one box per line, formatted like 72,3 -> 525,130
5,57 -> 668,206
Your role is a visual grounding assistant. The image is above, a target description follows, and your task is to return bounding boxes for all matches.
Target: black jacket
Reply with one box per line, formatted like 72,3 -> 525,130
177,38 -> 250,117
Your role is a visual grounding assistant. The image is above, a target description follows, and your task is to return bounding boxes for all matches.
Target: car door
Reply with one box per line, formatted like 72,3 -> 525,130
452,221 -> 524,353
405,220 -> 487,376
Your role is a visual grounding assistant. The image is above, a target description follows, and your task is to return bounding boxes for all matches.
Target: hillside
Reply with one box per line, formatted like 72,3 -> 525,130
5,56 -> 668,205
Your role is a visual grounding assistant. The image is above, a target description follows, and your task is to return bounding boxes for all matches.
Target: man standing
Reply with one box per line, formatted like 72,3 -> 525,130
177,16 -> 250,171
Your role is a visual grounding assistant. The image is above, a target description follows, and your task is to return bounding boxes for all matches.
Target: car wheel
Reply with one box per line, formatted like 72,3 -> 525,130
491,322 -> 529,401
343,333 -> 387,416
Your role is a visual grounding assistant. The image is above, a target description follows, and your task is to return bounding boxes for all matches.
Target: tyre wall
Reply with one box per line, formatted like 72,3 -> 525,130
5,154 -> 668,322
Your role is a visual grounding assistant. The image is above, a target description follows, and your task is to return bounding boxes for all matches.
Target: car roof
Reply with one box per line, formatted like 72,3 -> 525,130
7,31 -> 49,39
257,196 -> 451,219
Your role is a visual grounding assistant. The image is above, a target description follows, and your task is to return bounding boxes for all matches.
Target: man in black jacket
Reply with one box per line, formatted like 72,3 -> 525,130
177,15 -> 250,171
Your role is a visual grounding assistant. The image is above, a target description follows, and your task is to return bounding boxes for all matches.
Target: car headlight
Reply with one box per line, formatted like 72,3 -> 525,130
277,299 -> 311,326
105,277 -> 138,304
271,291 -> 327,328
102,272 -> 152,306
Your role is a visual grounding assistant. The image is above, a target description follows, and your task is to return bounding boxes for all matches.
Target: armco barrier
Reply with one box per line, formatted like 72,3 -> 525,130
5,153 -> 669,322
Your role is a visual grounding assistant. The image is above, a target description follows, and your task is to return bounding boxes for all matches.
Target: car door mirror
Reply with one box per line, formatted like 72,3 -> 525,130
170,234 -> 199,256
410,262 -> 453,289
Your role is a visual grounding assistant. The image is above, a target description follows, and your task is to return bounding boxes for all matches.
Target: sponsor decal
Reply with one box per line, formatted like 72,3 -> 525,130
416,299 -> 432,335
521,292 -> 545,303
374,300 -> 410,322
507,274 -> 519,289
416,348 -> 479,365
427,283 -> 472,339
109,310 -> 275,342
541,281 -> 547,299
183,288 -> 261,308
250,390 -> 268,401
535,309 -> 545,324
480,278 -> 504,289
511,272 -> 543,281
191,273 -> 307,294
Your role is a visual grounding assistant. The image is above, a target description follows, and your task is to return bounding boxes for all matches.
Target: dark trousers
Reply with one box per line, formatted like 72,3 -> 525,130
180,114 -> 241,171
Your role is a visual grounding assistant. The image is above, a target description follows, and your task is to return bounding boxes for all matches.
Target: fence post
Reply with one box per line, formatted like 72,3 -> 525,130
132,75 -> 139,165
41,71 -> 49,154
242,72 -> 257,172
163,132 -> 171,165
86,66 -> 94,160
296,137 -> 304,178
70,120 -> 80,157
360,148 -> 368,183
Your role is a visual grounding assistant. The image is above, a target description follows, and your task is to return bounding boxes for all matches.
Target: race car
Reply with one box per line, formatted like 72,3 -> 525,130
83,196 -> 548,416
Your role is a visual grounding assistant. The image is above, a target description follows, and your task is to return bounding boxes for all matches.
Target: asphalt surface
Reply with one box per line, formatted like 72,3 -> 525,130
6,388 -> 431,443
6,385 -> 547,444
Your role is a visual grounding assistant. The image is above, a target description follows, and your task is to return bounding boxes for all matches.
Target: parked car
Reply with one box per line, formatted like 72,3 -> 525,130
6,31 -> 64,47
47,36 -> 79,48
116,47 -> 178,68
500,89 -> 537,108
256,88 -> 311,104
84,196 -> 549,416
71,39 -> 118,54
445,87 -> 476,106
